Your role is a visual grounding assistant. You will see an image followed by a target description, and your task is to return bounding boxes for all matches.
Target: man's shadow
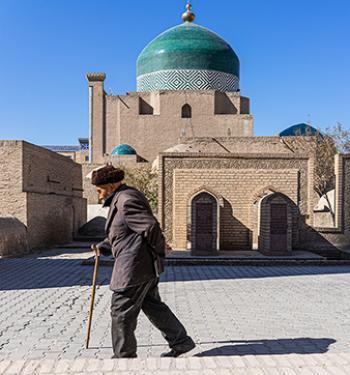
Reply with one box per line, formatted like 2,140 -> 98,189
194,337 -> 336,356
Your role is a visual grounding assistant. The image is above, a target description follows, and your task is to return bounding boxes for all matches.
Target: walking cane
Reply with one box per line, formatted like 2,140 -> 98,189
85,244 -> 100,349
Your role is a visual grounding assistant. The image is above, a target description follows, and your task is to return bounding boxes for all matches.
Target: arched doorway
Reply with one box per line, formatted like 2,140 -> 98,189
259,193 -> 293,255
191,192 -> 217,254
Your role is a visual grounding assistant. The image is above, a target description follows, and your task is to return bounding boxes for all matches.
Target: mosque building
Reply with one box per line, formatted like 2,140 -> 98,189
54,2 -> 320,167
50,2 -> 350,256
85,2 -> 253,165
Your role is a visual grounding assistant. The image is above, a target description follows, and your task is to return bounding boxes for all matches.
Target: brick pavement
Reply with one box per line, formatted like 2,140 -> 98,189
1,248 -> 350,374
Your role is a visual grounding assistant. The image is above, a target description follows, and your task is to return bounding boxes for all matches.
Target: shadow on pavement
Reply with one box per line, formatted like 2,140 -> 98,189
1,254 -> 350,290
0,258 -> 111,290
161,264 -> 350,283
194,337 -> 336,356
87,337 -> 336,356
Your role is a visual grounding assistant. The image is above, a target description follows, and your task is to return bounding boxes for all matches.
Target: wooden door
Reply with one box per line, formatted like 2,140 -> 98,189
191,193 -> 217,252
270,203 -> 288,252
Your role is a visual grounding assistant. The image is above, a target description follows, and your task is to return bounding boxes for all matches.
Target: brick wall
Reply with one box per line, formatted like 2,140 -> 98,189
0,217 -> 29,257
89,80 -> 254,163
0,141 -> 27,223
0,141 -> 87,256
172,168 -> 300,250
159,152 -> 313,251
22,142 -> 83,198
160,152 -> 350,253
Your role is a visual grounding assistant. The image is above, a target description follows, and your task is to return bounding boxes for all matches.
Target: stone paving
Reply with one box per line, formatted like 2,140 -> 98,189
1,247 -> 350,374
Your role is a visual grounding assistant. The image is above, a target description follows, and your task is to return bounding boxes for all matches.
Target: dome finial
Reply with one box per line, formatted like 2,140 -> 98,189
182,1 -> 195,23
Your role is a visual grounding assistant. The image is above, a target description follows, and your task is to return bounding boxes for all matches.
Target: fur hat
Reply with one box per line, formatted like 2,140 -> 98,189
91,165 -> 125,186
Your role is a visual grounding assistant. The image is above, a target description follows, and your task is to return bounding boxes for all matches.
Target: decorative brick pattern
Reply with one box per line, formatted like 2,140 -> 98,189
137,69 -> 239,93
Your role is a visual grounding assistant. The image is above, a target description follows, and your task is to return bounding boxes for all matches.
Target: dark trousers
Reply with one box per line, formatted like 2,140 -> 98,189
111,278 -> 193,358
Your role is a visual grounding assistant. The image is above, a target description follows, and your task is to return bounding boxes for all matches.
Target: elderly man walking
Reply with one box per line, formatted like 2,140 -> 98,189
91,164 -> 195,358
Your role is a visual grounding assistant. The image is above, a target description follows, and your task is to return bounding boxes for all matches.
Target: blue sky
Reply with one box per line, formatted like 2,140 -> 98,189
0,0 -> 349,145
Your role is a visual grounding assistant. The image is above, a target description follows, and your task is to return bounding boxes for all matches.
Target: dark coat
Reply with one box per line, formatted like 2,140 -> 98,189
98,184 -> 165,291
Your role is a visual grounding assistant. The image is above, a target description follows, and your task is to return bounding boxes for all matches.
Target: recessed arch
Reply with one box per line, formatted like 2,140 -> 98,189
251,188 -> 297,250
258,192 -> 295,255
188,191 -> 219,254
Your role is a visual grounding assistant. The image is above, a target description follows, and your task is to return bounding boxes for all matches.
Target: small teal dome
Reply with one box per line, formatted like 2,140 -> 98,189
111,144 -> 137,156
279,123 -> 320,137
137,22 -> 240,92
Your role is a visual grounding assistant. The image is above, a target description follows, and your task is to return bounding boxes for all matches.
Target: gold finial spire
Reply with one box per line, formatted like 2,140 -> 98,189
182,1 -> 195,23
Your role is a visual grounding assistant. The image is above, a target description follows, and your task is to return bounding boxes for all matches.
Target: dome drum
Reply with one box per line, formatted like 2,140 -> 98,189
137,69 -> 239,92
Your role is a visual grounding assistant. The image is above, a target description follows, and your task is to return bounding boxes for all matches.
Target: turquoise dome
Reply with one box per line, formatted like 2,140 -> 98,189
137,22 -> 240,92
111,144 -> 137,156
279,123 -> 320,137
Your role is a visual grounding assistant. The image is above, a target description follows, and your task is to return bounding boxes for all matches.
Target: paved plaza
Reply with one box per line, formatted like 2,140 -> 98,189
1,247 -> 350,374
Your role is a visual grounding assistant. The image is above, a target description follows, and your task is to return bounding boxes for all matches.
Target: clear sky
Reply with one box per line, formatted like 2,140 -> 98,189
0,0 -> 349,146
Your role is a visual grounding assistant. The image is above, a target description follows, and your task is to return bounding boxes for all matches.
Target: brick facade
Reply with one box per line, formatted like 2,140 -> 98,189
86,73 -> 254,163
159,152 -> 350,253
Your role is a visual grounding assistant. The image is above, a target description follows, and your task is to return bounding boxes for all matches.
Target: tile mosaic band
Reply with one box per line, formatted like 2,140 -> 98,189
137,69 -> 239,92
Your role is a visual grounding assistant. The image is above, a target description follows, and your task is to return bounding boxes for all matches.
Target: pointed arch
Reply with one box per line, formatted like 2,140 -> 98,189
259,192 -> 296,254
187,186 -> 224,207
251,186 -> 279,204
181,103 -> 192,118
251,187 -> 295,250
189,191 -> 219,253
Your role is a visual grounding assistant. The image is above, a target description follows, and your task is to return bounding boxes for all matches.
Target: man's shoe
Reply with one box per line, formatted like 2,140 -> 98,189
160,341 -> 196,357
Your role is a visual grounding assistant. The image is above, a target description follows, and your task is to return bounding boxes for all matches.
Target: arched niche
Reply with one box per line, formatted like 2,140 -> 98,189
181,104 -> 192,118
